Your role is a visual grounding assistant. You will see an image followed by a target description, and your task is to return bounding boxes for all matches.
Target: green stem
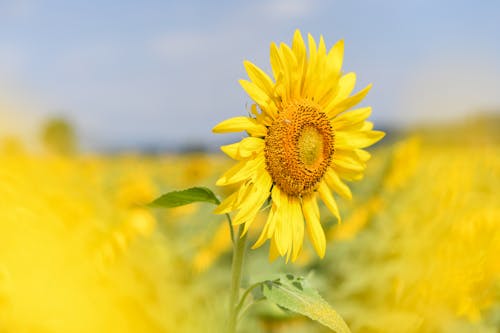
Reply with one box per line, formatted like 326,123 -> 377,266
235,282 -> 263,315
225,213 -> 235,244
227,224 -> 247,333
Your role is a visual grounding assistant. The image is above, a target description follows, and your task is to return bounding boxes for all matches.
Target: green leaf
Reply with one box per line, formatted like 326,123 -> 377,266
262,274 -> 351,333
149,187 -> 220,208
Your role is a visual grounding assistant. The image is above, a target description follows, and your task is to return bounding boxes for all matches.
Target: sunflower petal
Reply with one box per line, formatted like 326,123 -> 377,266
335,130 -> 385,149
221,137 -> 264,160
212,116 -> 267,137
269,236 -> 280,262
239,80 -> 271,108
307,33 -> 318,66
213,190 -> 239,214
274,191 -> 293,257
318,181 -> 341,223
335,72 -> 357,100
318,35 -> 327,58
302,194 -> 326,258
326,39 -> 344,77
234,173 -> 272,235
243,60 -> 274,96
215,154 -> 264,186
324,169 -> 352,200
361,121 -> 374,131
270,42 -> 283,81
333,155 -> 365,173
292,29 -> 306,64
266,186 -> 281,238
354,148 -> 371,162
289,197 -> 304,262
328,84 -> 372,118
257,187 -> 281,250
332,107 -> 372,130
252,207 -> 274,249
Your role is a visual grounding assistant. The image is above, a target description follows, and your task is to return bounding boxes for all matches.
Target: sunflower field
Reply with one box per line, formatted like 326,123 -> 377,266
0,116 -> 498,333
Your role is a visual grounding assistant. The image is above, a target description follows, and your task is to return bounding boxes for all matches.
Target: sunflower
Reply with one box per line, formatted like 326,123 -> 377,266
213,30 -> 384,262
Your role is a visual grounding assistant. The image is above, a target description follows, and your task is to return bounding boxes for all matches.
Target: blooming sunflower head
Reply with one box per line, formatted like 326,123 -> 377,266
213,30 -> 384,262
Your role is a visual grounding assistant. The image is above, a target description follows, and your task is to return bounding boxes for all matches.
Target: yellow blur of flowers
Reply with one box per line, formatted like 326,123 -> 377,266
213,30 -> 384,262
0,115 -> 499,333
325,131 -> 500,333
0,145 -> 227,333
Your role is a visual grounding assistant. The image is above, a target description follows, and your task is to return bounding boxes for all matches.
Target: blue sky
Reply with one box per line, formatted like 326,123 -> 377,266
1,0 -> 499,149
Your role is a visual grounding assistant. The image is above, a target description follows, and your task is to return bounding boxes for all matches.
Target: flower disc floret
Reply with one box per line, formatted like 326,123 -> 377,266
265,102 -> 334,197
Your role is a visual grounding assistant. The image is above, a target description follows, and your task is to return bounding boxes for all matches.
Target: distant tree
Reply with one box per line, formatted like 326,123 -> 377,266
41,117 -> 77,155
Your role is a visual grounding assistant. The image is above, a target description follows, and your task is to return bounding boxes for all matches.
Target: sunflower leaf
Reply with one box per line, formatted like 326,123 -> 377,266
149,187 -> 220,208
261,274 -> 351,333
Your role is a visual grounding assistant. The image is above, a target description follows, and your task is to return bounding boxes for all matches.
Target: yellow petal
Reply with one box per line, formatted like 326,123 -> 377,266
273,213 -> 286,256
332,107 -> 372,130
238,137 -> 265,158
252,186 -> 280,249
326,39 -> 344,78
334,167 -> 364,182
213,190 -> 239,214
354,148 -> 371,162
270,42 -> 283,81
213,116 -> 267,137
335,73 -> 356,101
317,35 -> 327,58
317,181 -> 341,223
269,236 -> 280,262
335,130 -> 385,149
302,194 -> 326,258
361,121 -> 374,131
250,103 -> 275,127
274,191 -> 292,257
307,33 -> 318,66
221,137 -> 264,160
239,79 -> 272,109
252,208 -> 273,249
336,148 -> 367,165
280,43 -> 299,97
333,155 -> 365,173
220,142 -> 239,160
327,84 -> 372,117
292,29 -> 306,65
243,60 -> 274,96
232,184 -> 263,226
289,197 -> 304,262
324,168 -> 352,200
233,173 -> 272,235
266,186 -> 281,238
215,154 -> 264,186
215,180 -> 254,214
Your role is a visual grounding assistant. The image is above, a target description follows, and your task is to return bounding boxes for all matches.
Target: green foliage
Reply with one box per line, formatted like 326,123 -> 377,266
41,117 -> 77,155
261,274 -> 351,333
150,187 -> 220,208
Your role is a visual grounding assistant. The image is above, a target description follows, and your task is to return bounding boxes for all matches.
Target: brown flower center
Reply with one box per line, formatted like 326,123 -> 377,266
264,101 -> 334,197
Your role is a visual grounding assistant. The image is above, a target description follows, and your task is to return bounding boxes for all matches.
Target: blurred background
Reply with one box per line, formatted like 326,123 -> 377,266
0,1 -> 499,333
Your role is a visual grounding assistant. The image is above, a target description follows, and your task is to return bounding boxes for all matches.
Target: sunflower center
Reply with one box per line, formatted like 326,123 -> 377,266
298,126 -> 324,167
264,101 -> 334,197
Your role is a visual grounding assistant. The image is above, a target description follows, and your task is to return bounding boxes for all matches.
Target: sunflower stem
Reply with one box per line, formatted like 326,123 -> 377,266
235,281 -> 263,315
225,213 -> 235,244
227,224 -> 247,333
